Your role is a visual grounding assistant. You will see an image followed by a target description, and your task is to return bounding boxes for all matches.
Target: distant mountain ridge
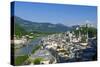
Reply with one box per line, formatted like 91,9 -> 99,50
12,16 -> 71,33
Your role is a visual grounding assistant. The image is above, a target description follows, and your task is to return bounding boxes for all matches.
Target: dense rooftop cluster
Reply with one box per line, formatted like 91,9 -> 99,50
41,30 -> 96,62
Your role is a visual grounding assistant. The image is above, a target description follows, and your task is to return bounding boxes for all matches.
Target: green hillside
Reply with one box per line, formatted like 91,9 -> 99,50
14,23 -> 26,37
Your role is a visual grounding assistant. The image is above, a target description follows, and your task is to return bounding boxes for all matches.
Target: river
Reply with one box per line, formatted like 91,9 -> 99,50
15,37 -> 97,62
15,37 -> 42,56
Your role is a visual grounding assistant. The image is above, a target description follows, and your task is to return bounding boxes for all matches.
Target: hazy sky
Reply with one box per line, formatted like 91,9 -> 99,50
13,1 -> 97,26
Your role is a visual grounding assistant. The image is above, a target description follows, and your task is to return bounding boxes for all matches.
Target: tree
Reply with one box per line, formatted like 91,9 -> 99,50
33,58 -> 43,64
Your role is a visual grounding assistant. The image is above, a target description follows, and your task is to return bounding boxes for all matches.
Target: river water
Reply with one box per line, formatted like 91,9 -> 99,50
15,37 -> 42,56
15,37 -> 97,62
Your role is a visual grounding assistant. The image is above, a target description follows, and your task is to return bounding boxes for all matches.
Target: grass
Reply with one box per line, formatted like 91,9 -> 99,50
32,45 -> 41,54
14,55 -> 28,65
33,57 -> 44,64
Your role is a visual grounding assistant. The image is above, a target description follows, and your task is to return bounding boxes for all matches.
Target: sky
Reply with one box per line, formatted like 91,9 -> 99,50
13,1 -> 97,26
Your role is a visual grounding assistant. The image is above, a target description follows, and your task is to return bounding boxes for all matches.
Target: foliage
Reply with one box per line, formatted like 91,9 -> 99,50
81,36 -> 87,43
32,45 -> 41,54
88,27 -> 97,38
72,26 -> 97,38
33,58 -> 43,64
14,23 -> 27,37
14,55 -> 28,65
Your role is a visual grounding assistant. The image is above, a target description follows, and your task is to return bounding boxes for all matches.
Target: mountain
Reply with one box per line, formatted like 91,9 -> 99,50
14,23 -> 26,36
12,16 -> 71,33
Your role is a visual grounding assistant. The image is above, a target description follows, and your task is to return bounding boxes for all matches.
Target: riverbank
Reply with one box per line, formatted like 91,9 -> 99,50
14,36 -> 43,65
